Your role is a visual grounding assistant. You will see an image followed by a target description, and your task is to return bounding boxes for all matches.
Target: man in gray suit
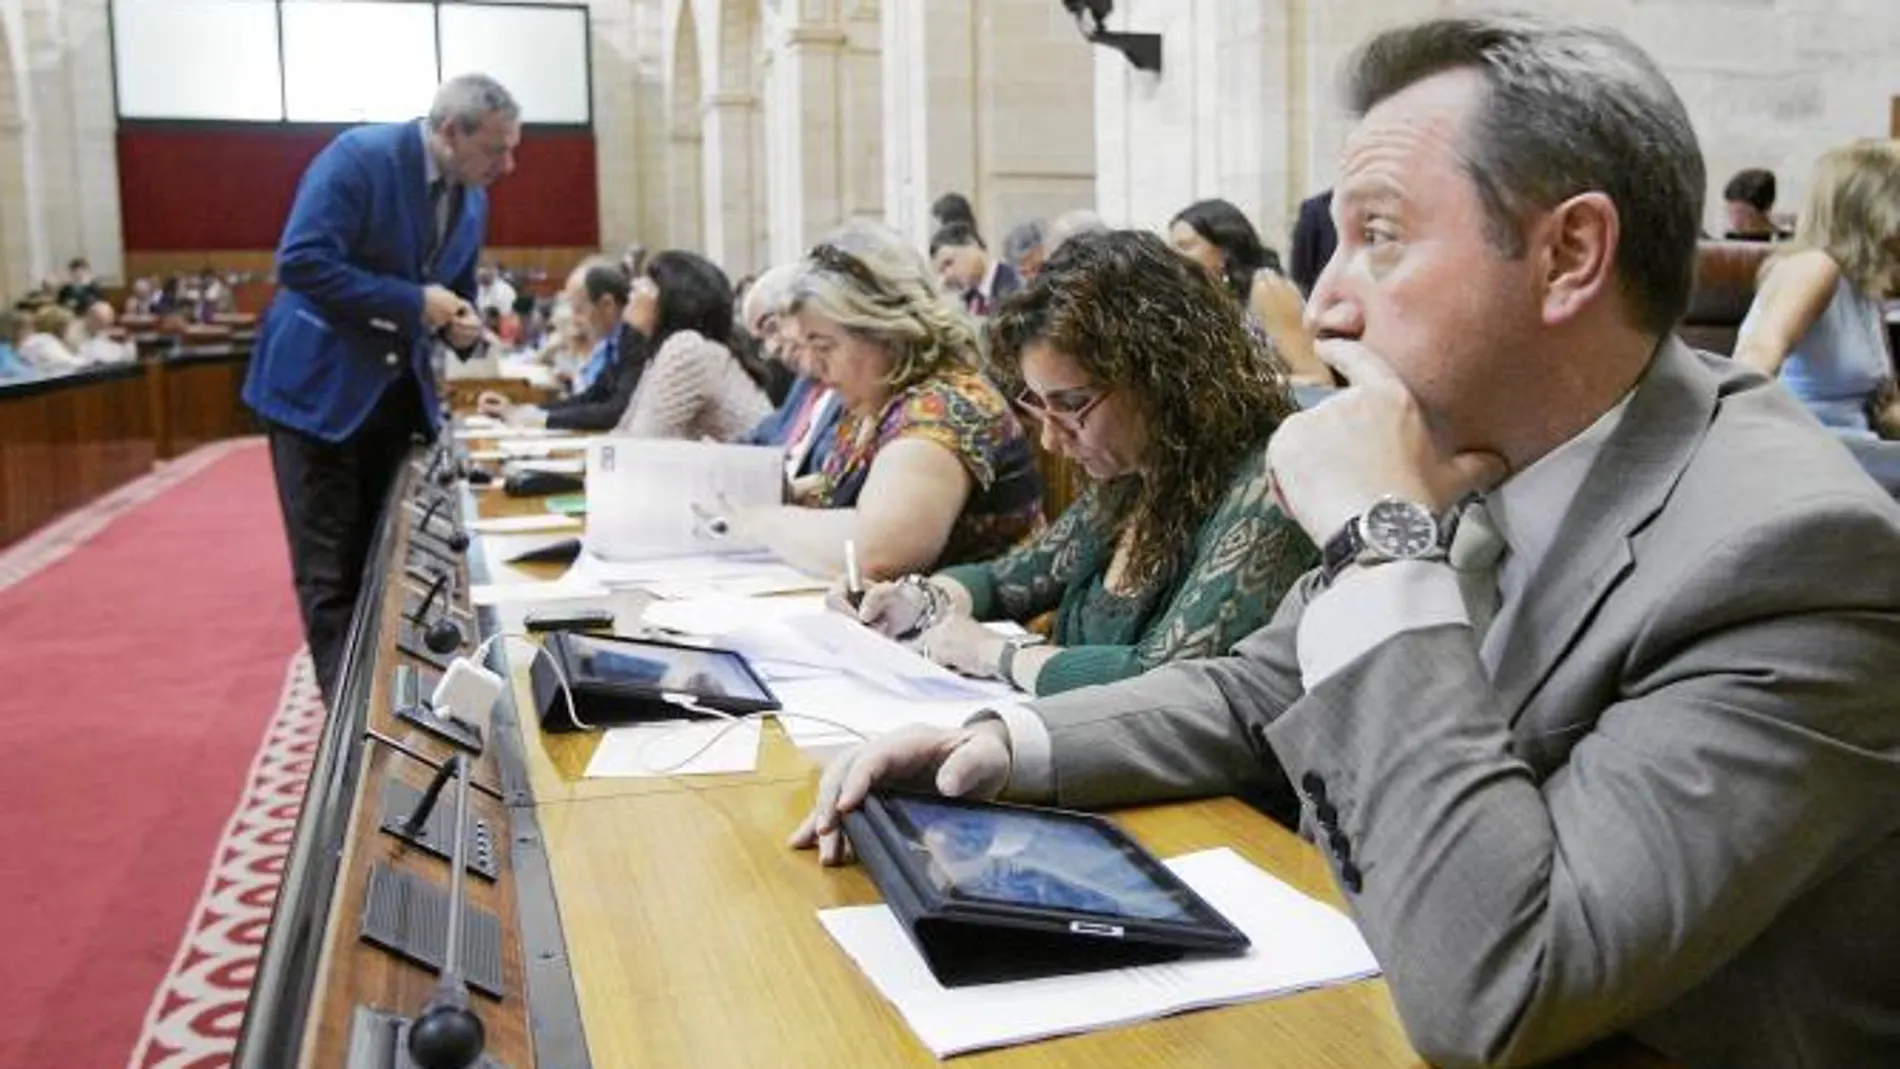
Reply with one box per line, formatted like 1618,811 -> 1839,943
793,15 -> 1900,1069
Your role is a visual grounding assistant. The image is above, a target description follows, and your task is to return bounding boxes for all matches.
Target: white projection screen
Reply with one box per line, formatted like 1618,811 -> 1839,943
112,0 -> 284,121
281,0 -> 437,122
439,5 -> 590,125
112,1 -> 590,125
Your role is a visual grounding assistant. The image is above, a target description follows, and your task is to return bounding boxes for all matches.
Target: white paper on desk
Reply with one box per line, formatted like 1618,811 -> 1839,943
451,424 -> 575,441
470,576 -> 611,606
819,847 -> 1381,1058
467,514 -> 583,534
502,436 -> 602,458
584,439 -> 784,560
641,594 -> 830,636
568,548 -> 824,596
508,457 -> 586,476
727,613 -> 1015,703
769,674 -> 1001,749
583,719 -> 761,778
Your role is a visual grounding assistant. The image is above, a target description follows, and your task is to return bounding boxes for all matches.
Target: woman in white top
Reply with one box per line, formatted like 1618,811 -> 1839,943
613,250 -> 772,441
1735,139 -> 1900,439
19,305 -> 84,374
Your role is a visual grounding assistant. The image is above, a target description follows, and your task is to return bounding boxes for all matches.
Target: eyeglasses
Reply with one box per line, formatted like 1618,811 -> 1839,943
1015,384 -> 1110,432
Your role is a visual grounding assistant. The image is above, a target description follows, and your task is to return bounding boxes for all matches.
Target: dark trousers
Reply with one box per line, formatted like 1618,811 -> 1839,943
266,378 -> 425,708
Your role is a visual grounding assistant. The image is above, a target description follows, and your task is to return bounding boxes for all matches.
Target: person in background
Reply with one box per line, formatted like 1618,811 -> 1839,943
20,305 -> 83,374
476,262 -> 517,317
1169,198 -> 1333,388
931,222 -> 1022,318
842,230 -> 1316,698
1043,208 -> 1108,260
0,310 -> 36,380
931,191 -> 980,238
1288,189 -> 1337,297
730,271 -> 794,406
794,15 -> 1900,1068
511,291 -> 544,350
716,231 -> 1043,579
75,302 -> 135,364
243,73 -> 517,707
1001,220 -> 1047,283
609,250 -> 773,441
56,258 -> 102,313
742,262 -> 843,481
532,300 -> 592,391
479,257 -> 646,431
194,267 -> 235,321
123,279 -> 159,317
1722,168 -> 1787,241
1734,141 -> 1900,445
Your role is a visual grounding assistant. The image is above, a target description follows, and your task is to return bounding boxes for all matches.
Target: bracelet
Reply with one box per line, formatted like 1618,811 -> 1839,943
893,574 -> 944,641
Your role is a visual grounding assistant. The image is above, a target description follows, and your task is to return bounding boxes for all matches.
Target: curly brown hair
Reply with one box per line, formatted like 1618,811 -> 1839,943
983,229 -> 1296,588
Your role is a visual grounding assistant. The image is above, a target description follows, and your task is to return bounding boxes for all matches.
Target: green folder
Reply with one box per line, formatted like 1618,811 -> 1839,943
545,494 -> 588,516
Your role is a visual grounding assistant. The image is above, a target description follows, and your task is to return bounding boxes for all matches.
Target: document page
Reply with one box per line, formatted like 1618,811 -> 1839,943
584,439 -> 785,560
818,847 -> 1381,1057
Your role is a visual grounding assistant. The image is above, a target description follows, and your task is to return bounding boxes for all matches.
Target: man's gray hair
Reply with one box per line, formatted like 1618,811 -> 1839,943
1001,221 -> 1046,267
429,73 -> 520,134
742,262 -> 800,330
1044,209 -> 1108,256
1346,15 -> 1704,335
573,255 -> 630,307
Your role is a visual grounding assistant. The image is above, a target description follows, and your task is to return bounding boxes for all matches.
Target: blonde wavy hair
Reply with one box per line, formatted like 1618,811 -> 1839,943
784,220 -> 980,391
1776,139 -> 1900,296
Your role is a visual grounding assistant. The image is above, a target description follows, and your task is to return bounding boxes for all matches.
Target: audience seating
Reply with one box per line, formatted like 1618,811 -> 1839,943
1679,240 -> 1773,356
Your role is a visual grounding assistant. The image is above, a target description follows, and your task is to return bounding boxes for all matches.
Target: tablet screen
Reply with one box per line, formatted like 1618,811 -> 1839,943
564,634 -> 774,704
882,795 -> 1200,924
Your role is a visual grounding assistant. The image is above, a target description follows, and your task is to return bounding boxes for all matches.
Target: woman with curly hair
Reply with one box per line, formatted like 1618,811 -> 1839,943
841,229 -> 1316,696
720,222 -> 1044,578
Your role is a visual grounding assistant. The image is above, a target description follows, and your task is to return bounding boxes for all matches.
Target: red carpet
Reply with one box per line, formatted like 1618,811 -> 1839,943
0,439 -> 312,1069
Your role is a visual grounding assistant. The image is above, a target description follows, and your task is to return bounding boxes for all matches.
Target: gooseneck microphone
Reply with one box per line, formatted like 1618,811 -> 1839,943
403,753 -> 487,1069
410,569 -> 465,655
414,495 -> 471,553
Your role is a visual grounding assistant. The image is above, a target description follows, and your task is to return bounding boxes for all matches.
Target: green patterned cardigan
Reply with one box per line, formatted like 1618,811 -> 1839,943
936,442 -> 1317,696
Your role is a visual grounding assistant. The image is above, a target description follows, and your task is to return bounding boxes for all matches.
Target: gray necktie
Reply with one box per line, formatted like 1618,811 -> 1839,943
1449,497 -> 1507,641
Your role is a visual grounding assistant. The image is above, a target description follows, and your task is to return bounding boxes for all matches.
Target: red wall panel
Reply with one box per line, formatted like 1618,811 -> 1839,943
117,123 -> 599,251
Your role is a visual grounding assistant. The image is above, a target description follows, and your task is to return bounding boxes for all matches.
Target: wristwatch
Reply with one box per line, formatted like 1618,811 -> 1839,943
996,632 -> 1048,689
1319,495 -> 1447,585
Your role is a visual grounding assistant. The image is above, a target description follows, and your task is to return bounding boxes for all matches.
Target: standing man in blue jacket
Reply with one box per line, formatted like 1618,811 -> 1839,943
244,74 -> 520,707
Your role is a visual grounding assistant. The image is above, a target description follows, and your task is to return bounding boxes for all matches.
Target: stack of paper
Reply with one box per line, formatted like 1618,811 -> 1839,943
818,847 -> 1381,1057
582,719 -> 762,778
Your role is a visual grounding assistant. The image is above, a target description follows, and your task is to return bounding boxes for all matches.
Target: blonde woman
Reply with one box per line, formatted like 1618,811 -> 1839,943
716,225 -> 1043,579
1735,140 -> 1900,439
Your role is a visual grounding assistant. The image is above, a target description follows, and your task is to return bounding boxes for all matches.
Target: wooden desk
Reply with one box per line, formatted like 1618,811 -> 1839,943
236,442 -> 1674,1069
0,364 -> 155,546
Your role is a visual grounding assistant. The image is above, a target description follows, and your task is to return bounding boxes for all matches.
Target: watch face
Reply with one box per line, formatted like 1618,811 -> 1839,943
1362,498 -> 1438,559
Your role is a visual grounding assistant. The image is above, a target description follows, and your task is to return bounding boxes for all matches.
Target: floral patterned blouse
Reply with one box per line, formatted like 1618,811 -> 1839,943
816,366 -> 1043,568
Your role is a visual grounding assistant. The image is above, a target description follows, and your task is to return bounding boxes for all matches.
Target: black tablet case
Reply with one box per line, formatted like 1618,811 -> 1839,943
529,630 -> 778,733
841,797 -> 1240,987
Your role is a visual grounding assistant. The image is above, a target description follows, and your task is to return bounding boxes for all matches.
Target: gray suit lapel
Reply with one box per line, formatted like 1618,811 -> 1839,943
1490,338 -> 1721,722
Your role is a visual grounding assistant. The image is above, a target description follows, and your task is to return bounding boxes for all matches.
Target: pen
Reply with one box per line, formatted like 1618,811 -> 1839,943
844,538 -> 864,608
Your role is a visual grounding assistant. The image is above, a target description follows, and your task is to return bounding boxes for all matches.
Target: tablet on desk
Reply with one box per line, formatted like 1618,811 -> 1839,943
531,630 -> 780,732
843,791 -> 1250,986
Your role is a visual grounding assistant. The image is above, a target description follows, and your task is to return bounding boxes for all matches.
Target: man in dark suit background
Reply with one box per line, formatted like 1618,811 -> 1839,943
475,257 -> 650,432
243,73 -> 520,707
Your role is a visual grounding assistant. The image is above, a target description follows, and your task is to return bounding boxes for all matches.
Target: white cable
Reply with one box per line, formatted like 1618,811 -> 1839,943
463,630 -> 867,769
471,630 -> 592,731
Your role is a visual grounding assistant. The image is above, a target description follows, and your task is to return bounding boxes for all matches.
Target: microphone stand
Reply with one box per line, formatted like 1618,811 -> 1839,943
403,754 -> 486,1069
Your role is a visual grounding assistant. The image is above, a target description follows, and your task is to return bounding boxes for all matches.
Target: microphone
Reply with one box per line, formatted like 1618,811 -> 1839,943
414,495 -> 471,553
403,753 -> 487,1069
410,569 -> 465,655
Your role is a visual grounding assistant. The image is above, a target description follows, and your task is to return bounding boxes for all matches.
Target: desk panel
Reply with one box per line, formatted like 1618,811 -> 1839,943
0,365 -> 155,545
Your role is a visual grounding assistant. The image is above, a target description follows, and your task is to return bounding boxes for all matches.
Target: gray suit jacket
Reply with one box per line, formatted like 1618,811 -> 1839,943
1024,339 -> 1900,1068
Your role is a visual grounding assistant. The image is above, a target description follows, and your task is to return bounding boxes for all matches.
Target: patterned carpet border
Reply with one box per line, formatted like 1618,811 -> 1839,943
124,650 -> 324,1069
0,438 -> 261,596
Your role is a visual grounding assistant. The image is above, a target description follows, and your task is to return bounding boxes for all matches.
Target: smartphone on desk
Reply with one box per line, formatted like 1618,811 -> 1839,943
523,607 -> 616,633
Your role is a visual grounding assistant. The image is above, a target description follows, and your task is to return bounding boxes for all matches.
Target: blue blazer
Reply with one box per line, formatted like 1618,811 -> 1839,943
743,375 -> 843,478
243,121 -> 488,442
